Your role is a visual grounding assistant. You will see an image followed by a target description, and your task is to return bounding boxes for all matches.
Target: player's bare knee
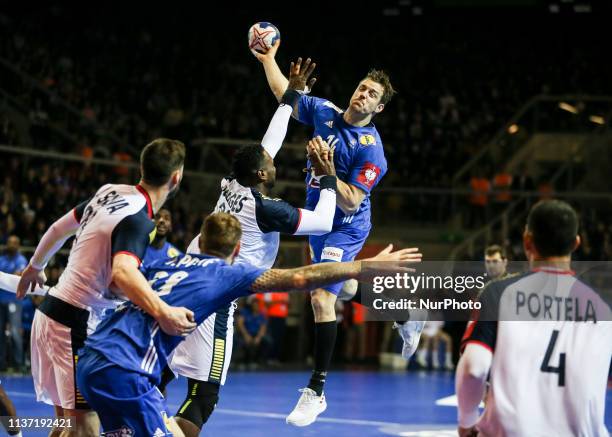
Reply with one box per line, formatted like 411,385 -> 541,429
310,289 -> 336,317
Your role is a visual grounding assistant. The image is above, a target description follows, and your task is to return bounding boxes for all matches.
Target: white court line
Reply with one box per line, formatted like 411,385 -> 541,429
168,404 -> 405,428
6,391 -> 36,398
8,391 -> 409,428
217,408 -> 405,427
435,394 -> 484,408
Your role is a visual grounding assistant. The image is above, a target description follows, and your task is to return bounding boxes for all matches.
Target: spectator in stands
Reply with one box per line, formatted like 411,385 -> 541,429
343,302 -> 366,363
0,235 -> 27,371
416,317 -> 454,370
484,244 -> 509,280
258,292 -> 289,365
468,170 -> 491,227
492,170 -> 513,214
236,296 -> 271,369
512,165 -> 535,194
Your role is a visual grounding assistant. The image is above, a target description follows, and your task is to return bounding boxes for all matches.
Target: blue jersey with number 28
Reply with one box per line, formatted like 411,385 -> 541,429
82,253 -> 265,384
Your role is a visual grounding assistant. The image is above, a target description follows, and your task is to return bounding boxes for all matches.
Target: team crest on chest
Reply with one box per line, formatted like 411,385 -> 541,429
359,134 -> 376,146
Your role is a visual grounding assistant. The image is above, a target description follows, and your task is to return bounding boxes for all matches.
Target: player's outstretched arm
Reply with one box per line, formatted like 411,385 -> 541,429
0,272 -> 47,297
253,39 -> 288,102
260,58 -> 317,158
456,343 -> 493,435
16,208 -> 81,298
112,254 -> 196,336
250,244 -> 422,293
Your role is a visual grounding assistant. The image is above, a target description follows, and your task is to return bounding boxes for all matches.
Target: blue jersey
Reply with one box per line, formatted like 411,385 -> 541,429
81,253 -> 265,384
298,95 -> 387,229
0,252 -> 28,303
142,241 -> 181,269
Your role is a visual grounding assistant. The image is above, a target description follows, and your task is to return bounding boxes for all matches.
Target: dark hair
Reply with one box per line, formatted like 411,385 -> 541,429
485,244 -> 506,259
364,69 -> 396,104
527,200 -> 579,257
200,212 -> 242,257
231,145 -> 265,183
140,138 -> 186,186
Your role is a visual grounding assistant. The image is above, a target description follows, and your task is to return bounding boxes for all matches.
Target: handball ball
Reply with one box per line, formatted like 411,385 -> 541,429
248,22 -> 280,56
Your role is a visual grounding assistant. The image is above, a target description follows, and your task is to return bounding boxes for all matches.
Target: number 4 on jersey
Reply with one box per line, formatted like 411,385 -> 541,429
540,330 -> 566,387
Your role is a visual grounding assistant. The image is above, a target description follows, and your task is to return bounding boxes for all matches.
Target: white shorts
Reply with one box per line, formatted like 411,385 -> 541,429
169,302 -> 235,385
31,296 -> 90,410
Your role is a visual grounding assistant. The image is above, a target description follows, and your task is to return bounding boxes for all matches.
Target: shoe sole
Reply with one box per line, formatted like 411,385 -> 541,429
286,403 -> 327,427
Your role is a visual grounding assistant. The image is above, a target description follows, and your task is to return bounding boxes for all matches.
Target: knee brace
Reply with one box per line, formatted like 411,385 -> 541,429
175,379 -> 220,430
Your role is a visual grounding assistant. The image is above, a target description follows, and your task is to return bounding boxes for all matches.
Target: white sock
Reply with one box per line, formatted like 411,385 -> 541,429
417,349 -> 427,362
445,353 -> 454,367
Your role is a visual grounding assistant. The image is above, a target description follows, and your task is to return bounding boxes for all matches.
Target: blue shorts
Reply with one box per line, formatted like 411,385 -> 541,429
309,225 -> 369,295
76,350 -> 171,437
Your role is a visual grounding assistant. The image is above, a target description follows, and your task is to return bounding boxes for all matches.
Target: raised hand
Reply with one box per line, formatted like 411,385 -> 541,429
366,244 -> 422,264
307,136 -> 335,177
287,57 -> 317,92
358,244 -> 423,282
252,38 -> 281,64
16,263 -> 46,299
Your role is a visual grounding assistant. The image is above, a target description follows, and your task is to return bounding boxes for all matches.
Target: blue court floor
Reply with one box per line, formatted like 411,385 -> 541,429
2,370 -> 611,436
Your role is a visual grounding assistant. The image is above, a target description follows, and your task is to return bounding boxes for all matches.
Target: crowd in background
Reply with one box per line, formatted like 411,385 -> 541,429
1,5 -> 611,372
2,5 -> 611,188
0,163 -> 609,373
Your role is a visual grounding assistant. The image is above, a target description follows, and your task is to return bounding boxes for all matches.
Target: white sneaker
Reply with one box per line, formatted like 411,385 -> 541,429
286,388 -> 327,427
394,317 -> 426,360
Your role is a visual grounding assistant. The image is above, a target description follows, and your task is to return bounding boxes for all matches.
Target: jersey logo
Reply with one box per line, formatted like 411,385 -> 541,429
349,138 -> 357,147
167,247 -> 180,258
321,246 -> 344,262
153,428 -> 166,437
357,162 -> 381,189
324,120 -> 334,129
359,134 -> 376,146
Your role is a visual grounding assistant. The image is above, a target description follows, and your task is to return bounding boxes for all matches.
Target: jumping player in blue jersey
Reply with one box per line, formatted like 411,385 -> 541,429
256,45 -> 426,425
76,212 -> 421,437
143,208 -> 181,268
